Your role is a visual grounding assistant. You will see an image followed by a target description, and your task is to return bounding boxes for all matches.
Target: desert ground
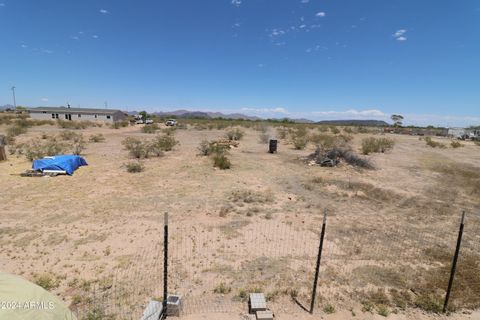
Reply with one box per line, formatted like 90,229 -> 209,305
0,119 -> 479,320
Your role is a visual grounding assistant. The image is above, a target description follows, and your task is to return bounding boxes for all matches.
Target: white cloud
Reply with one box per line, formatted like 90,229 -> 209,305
92,35 -> 99,39
40,49 -> 53,54
316,12 -> 326,17
21,44 -> 28,48
99,9 -> 109,14
301,0 -> 310,3
0,3 -> 5,7
41,98 -> 49,102
270,28 -> 286,37
231,0 -> 242,6
393,29 -> 408,41
241,107 -> 289,115
71,36 -> 79,40
394,29 -> 406,37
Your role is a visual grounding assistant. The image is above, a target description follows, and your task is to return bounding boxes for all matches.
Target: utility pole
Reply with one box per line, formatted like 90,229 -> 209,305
11,86 -> 16,108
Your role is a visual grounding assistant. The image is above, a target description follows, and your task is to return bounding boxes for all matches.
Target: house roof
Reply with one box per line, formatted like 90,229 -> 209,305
28,107 -> 122,115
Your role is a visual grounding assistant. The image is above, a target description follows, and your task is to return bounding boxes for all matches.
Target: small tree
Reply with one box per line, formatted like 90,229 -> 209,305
391,114 -> 404,127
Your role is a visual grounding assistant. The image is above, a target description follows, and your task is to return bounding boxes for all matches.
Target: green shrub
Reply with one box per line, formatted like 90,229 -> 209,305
276,127 -> 289,139
451,140 -> 463,148
125,161 -> 144,173
142,124 -> 159,133
71,134 -> 86,155
112,120 -> 129,129
122,137 -> 149,159
6,124 -> 27,137
33,273 -> 59,291
225,128 -> 244,141
198,140 -> 213,156
213,153 -> 231,169
213,282 -> 231,294
329,126 -> 340,134
20,139 -> 68,161
162,127 -> 176,136
323,304 -> 335,314
59,130 -> 81,141
291,127 -> 309,150
150,134 -> 178,152
377,305 -> 390,317
414,294 -> 443,313
89,134 -> 105,143
361,137 -> 395,155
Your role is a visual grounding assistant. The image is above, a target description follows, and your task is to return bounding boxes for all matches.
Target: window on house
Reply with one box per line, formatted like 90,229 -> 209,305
51,113 -> 55,119
42,111 -> 47,114
55,114 -> 59,119
78,114 -> 81,118
106,115 -> 111,119
95,114 -> 97,118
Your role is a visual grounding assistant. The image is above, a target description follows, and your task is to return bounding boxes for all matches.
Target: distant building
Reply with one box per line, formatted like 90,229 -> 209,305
28,107 -> 126,123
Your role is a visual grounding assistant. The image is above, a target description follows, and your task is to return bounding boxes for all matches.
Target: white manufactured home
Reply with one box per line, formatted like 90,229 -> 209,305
28,107 -> 126,123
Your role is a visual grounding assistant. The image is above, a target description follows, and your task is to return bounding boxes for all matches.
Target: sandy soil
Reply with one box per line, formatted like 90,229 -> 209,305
0,122 -> 479,320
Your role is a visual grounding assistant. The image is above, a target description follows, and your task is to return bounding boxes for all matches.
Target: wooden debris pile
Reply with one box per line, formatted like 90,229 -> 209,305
306,147 -> 374,169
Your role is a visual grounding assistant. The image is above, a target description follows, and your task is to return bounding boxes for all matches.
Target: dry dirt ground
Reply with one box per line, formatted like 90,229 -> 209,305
0,122 -> 479,320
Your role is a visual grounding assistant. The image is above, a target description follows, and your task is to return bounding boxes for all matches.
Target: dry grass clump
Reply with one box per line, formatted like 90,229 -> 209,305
13,139 -> 68,161
276,127 -> 289,139
426,160 -> 480,197
111,120 -> 129,129
230,189 -> 274,203
33,273 -> 60,291
290,127 -> 309,150
125,161 -> 144,173
198,139 -> 233,169
361,137 -> 395,155
141,123 -> 159,133
425,137 -> 446,148
225,128 -> 244,141
450,140 -> 463,148
89,133 -> 105,143
213,282 -> 232,294
474,140 -> 480,146
122,134 -> 178,158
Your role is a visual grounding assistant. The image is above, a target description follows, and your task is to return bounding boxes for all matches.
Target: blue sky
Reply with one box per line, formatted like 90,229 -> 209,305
0,0 -> 479,126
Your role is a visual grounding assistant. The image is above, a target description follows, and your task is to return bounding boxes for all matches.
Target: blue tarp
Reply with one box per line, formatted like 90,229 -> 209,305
32,155 -> 88,175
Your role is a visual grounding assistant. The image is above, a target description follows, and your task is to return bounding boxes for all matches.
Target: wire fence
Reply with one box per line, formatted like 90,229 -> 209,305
75,210 -> 480,319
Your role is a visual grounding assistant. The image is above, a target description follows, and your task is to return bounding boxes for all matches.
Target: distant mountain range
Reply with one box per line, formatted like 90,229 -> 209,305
316,119 -> 390,126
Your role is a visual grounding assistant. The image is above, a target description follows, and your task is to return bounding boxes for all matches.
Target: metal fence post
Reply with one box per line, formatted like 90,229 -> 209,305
161,212 -> 169,319
443,211 -> 466,313
310,210 -> 327,314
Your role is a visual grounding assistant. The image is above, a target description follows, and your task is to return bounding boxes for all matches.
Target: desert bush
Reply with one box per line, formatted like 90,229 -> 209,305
122,137 -> 149,159
276,127 -> 289,139
57,120 -> 89,129
213,153 -> 231,169
329,126 -> 340,134
6,124 -> 27,137
125,161 -> 144,173
425,137 -> 446,148
71,134 -> 86,155
150,134 -> 178,152
450,140 -> 463,148
343,127 -> 354,134
111,120 -> 129,129
290,127 -> 309,150
141,123 -> 159,134
361,137 -> 395,155
225,128 -> 244,141
20,139 -> 68,161
162,127 -> 176,136
33,273 -> 59,291
213,282 -> 231,294
198,140 -> 213,156
309,134 -> 347,150
475,140 -> 480,146
317,125 -> 329,132
59,130 -> 81,141
89,134 -> 105,143
323,304 -> 335,314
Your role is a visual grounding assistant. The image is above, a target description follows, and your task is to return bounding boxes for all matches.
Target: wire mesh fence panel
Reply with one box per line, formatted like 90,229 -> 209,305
74,241 -> 165,320
316,210 -> 463,313
449,212 -> 480,311
169,215 -> 322,315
